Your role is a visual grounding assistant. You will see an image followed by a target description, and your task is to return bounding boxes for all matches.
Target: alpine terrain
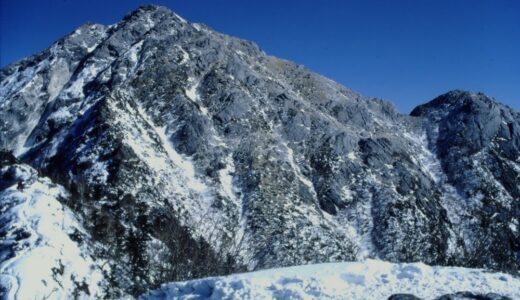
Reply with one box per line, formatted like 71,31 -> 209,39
0,5 -> 519,299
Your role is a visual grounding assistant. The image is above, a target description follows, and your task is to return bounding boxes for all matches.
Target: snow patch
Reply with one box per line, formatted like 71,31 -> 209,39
47,58 -> 71,100
218,154 -> 238,203
510,219 -> 518,233
174,13 -> 188,24
128,40 -> 144,63
155,125 -> 206,193
407,131 -> 442,183
347,151 -> 357,160
185,77 -> 208,115
284,143 -> 317,198
81,41 -> 97,53
177,47 -> 190,64
89,160 -> 110,183
403,129 -> 479,256
341,186 -> 354,201
116,101 -> 208,194
107,99 -> 231,247
64,62 -> 105,98
48,106 -> 73,123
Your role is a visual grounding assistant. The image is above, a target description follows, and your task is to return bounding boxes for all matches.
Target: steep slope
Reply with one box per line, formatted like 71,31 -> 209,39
0,5 -> 519,297
411,90 -> 520,270
0,158 -> 108,298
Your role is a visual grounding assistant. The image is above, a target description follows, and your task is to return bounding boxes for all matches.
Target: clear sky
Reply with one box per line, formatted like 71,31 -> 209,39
1,0 -> 519,112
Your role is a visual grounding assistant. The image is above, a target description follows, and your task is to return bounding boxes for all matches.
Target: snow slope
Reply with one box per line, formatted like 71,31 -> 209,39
0,164 -> 107,299
142,260 -> 519,299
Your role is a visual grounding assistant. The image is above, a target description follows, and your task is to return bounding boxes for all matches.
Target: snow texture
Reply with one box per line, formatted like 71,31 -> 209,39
142,259 -> 520,299
0,166 -> 107,299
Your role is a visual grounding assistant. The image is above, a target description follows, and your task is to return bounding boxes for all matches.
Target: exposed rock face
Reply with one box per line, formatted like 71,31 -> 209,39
388,295 -> 422,300
435,291 -> 513,300
389,292 -> 513,300
411,91 -> 520,270
0,5 -> 519,297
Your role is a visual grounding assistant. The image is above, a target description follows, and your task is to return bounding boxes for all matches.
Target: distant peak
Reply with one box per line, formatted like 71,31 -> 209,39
122,4 -> 188,25
441,89 -> 487,99
434,89 -> 489,102
137,4 -> 164,10
410,90 -> 493,117
133,4 -> 170,13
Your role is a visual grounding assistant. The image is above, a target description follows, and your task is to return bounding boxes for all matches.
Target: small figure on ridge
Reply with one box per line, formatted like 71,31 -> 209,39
17,180 -> 25,192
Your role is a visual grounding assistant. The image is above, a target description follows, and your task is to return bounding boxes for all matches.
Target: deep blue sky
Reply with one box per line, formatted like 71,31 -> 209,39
1,0 -> 519,112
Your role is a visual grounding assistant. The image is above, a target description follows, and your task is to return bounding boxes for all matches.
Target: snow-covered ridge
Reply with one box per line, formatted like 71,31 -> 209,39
141,259 -> 519,300
0,164 -> 107,299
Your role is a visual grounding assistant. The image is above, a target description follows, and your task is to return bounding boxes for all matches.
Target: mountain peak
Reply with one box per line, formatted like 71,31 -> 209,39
121,4 -> 188,26
1,4 -> 519,298
410,89 -> 495,117
128,4 -> 172,15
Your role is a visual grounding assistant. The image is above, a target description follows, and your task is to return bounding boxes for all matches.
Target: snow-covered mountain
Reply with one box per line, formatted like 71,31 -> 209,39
1,5 -> 519,298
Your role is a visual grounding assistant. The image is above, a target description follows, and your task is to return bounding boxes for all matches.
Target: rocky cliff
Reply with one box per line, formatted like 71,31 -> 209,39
1,5 -> 518,298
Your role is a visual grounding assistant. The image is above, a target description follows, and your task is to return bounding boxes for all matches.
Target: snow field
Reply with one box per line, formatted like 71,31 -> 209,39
142,259 -> 520,300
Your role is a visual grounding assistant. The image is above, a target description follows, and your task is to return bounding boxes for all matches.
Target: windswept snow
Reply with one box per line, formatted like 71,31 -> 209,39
142,259 -> 520,299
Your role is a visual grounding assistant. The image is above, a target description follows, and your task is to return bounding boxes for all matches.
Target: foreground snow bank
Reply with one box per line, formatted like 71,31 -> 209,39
141,259 -> 519,299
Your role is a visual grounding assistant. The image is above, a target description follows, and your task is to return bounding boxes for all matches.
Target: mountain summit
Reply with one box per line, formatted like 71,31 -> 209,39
1,5 -> 518,298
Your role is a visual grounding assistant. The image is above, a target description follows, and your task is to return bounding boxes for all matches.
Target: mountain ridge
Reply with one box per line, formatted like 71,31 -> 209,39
1,5 -> 518,298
